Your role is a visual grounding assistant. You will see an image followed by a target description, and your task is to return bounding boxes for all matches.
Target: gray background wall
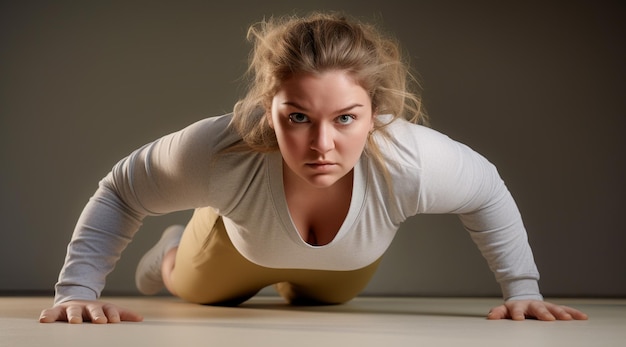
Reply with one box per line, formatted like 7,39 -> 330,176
1,0 -> 624,298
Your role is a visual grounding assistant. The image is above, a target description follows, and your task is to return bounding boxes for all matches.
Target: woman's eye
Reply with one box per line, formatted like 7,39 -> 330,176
336,114 -> 355,125
288,113 -> 309,123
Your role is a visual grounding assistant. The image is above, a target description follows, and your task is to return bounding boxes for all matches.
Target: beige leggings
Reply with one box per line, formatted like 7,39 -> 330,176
171,207 -> 381,306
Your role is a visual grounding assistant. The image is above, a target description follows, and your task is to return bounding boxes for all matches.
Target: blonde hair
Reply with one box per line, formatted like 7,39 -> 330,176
230,12 -> 428,174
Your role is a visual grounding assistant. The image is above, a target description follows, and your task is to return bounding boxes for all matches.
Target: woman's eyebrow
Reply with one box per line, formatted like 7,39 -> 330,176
282,102 -> 364,113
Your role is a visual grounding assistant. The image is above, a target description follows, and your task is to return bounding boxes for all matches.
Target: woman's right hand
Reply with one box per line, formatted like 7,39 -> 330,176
39,300 -> 144,324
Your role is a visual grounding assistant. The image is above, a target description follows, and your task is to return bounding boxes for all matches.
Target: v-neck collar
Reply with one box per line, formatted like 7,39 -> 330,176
267,151 -> 368,248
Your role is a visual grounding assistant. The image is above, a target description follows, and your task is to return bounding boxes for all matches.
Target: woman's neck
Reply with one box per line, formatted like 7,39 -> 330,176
282,164 -> 353,199
282,164 -> 353,246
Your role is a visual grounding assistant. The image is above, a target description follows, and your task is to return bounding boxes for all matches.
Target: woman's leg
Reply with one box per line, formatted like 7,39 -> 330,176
166,207 -> 281,305
274,258 -> 383,305
135,225 -> 185,295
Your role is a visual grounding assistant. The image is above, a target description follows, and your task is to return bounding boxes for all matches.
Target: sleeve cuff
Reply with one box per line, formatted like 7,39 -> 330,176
500,278 -> 543,301
54,284 -> 99,305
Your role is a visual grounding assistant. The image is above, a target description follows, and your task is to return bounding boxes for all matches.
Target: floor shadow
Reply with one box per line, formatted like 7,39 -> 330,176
232,299 -> 489,319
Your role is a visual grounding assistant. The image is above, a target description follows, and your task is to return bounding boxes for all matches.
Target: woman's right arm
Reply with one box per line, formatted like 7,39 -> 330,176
41,115 -> 235,322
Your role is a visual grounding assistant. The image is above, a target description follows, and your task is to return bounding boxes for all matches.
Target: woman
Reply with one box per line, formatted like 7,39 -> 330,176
39,12 -> 587,324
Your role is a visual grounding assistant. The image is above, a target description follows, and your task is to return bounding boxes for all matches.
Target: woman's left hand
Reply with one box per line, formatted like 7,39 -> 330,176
487,300 -> 588,321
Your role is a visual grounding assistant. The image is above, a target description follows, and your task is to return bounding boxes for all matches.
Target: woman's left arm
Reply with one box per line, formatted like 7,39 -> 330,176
409,125 -> 587,320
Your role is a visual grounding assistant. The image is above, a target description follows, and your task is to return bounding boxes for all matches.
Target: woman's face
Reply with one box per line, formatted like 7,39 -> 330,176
269,70 -> 374,189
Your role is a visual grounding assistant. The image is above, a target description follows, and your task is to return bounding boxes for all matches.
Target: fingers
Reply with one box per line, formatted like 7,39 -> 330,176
102,304 -> 144,323
487,302 -> 530,320
486,305 -> 509,320
85,304 -> 108,324
66,304 -> 85,324
569,309 -> 589,320
544,303 -> 571,321
87,303 -> 144,323
556,304 -> 588,320
489,300 -> 589,321
115,306 -> 144,322
39,304 -> 86,323
39,304 -> 94,324
39,307 -> 62,323
39,300 -> 144,324
102,304 -> 121,323
530,302 -> 589,321
526,301 -> 556,321
508,302 -> 530,321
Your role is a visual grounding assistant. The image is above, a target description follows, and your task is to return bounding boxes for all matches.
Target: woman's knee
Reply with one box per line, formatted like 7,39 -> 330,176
274,282 -> 359,306
175,284 -> 260,306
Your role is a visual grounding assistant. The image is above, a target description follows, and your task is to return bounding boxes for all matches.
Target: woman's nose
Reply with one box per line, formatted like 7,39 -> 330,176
310,123 -> 335,153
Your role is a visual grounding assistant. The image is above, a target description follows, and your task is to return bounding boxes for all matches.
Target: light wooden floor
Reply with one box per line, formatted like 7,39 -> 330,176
1,296 -> 624,347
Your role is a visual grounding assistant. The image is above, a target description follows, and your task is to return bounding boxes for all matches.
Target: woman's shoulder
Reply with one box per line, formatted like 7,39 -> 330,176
184,113 -> 235,137
376,115 -> 456,161
173,113 -> 242,151
381,115 -> 448,142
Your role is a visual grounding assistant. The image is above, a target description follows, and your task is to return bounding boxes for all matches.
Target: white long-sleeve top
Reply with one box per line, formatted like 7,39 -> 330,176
54,113 -> 542,304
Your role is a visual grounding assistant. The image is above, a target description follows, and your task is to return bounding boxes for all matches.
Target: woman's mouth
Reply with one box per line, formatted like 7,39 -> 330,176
306,161 -> 336,171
